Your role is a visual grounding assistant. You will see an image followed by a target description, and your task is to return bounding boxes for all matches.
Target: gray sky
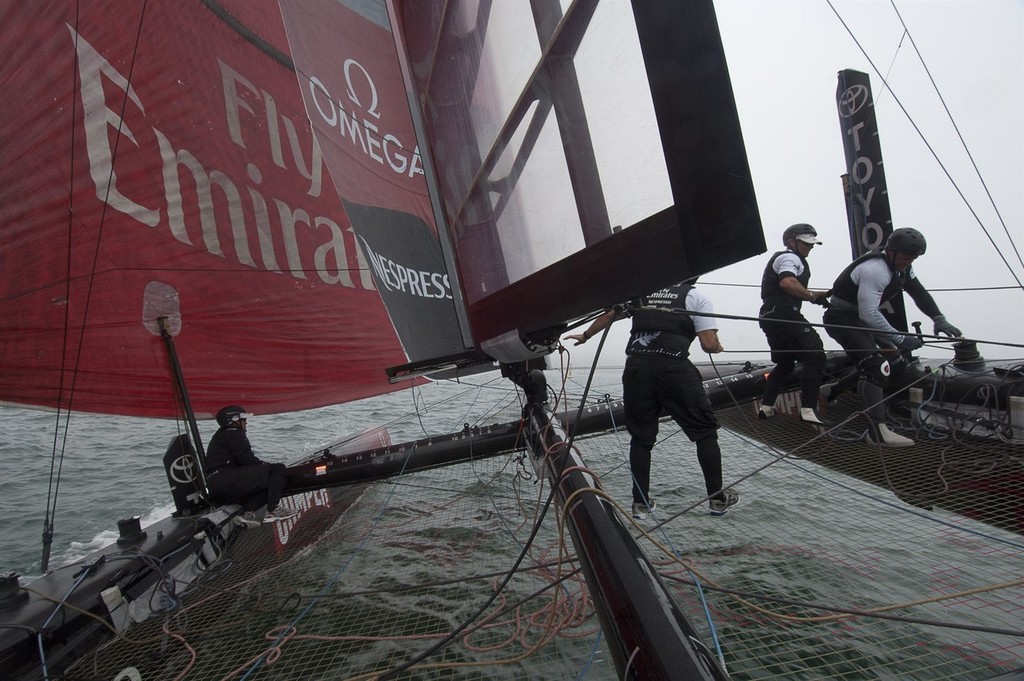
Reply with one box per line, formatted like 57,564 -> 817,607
567,0 -> 1023,368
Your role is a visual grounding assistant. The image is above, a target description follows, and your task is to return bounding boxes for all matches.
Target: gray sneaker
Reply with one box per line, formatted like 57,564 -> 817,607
263,508 -> 299,523
709,488 -> 740,516
631,500 -> 657,520
234,511 -> 261,529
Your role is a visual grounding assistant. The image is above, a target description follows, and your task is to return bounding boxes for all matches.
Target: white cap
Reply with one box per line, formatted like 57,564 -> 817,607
795,233 -> 822,245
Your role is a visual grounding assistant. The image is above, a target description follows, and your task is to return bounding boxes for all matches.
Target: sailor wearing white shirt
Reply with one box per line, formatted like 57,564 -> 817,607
757,224 -> 830,425
565,279 -> 740,519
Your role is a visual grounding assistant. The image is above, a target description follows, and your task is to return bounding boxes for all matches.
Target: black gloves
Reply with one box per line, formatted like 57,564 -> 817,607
896,334 -> 924,351
933,315 -> 962,338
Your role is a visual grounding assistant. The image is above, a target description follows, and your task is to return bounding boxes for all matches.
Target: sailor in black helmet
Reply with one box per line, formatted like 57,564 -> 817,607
565,278 -> 740,520
204,405 -> 297,525
823,228 -> 963,447
757,224 -> 831,425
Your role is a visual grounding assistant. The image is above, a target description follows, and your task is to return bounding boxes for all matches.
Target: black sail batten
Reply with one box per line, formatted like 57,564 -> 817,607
836,69 -> 908,331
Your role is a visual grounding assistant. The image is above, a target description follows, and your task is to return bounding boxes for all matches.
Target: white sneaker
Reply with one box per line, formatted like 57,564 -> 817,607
868,423 -> 915,448
799,407 -> 833,426
758,405 -> 775,419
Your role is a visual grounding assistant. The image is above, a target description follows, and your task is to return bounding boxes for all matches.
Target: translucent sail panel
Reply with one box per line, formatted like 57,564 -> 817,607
487,88 -> 672,288
0,0 -> 413,417
449,1 -> 673,286
397,0 -> 764,344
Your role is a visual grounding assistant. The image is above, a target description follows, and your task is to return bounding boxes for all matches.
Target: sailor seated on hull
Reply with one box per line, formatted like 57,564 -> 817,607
204,405 -> 298,527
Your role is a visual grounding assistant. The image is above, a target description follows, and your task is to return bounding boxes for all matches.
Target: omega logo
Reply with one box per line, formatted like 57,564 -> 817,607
342,59 -> 380,119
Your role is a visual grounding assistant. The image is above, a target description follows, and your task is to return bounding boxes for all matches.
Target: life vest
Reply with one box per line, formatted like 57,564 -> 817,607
760,249 -> 811,314
830,250 -> 907,306
626,281 -> 697,359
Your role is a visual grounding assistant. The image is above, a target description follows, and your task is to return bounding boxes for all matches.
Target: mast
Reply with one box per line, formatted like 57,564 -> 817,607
158,317 -> 209,502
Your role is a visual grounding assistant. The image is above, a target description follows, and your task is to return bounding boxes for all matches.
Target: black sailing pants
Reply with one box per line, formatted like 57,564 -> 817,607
207,462 -> 287,513
622,355 -> 723,505
759,306 -> 826,409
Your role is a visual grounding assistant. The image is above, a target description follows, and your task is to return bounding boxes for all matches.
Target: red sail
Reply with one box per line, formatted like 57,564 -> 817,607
0,1 -> 412,418
279,0 -> 471,366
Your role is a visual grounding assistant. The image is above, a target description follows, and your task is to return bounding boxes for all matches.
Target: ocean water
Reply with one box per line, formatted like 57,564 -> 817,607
0,370 -> 542,579
3,366 -> 1023,679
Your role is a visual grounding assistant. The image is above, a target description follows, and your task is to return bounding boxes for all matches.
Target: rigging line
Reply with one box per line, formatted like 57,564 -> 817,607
826,0 -> 1024,290
873,27 -> 907,107
923,284 -> 1023,293
51,0 -> 152,505
725,422 -> 1024,553
698,308 -> 1024,351
660,573 -> 1024,638
43,0 -> 88,572
376,472 -> 564,678
890,0 -> 1024,277
690,280 -> 1020,294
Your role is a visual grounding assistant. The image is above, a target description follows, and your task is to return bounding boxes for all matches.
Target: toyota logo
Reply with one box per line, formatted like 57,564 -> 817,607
169,455 -> 196,484
839,84 -> 870,118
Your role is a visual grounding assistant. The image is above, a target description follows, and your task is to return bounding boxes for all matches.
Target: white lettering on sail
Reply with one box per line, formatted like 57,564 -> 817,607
358,236 -> 452,300
307,64 -> 424,179
840,91 -> 885,251
245,164 -> 282,272
220,61 -> 324,198
68,26 -> 371,291
68,24 -> 159,228
274,199 -> 311,279
312,216 -> 352,288
155,128 -> 255,265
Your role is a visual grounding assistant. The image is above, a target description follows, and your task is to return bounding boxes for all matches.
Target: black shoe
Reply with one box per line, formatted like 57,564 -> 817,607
819,382 -> 841,403
709,488 -> 740,516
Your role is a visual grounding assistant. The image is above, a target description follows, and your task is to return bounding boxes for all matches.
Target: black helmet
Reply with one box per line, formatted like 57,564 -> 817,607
216,405 -> 252,427
885,228 -> 927,256
782,223 -> 822,246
